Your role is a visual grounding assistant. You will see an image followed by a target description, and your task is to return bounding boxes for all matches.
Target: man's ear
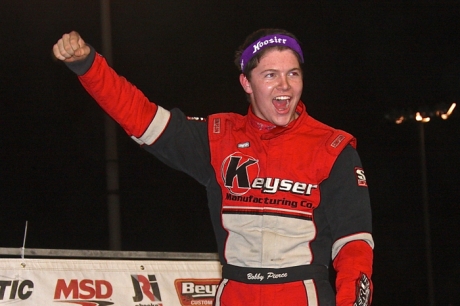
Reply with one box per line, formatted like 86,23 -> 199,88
239,74 -> 252,94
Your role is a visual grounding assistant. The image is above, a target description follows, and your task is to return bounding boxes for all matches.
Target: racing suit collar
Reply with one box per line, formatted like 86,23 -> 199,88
248,101 -> 307,140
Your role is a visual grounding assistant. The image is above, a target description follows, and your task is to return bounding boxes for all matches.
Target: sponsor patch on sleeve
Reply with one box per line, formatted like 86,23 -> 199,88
213,118 -> 221,134
354,167 -> 368,187
330,134 -> 346,148
354,273 -> 371,306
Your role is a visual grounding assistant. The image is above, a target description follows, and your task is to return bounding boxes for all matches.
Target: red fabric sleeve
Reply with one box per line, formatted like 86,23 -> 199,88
78,54 -> 158,138
333,240 -> 373,306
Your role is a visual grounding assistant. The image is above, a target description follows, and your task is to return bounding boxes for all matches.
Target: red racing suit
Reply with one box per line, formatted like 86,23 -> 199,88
66,48 -> 374,306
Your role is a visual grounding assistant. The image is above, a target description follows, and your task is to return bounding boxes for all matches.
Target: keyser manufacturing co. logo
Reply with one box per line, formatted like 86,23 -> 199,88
0,278 -> 34,303
221,152 -> 318,197
53,279 -> 114,305
131,274 -> 163,305
174,279 -> 220,306
221,152 -> 260,196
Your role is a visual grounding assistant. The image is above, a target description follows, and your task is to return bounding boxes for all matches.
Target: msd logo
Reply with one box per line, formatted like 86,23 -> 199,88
174,279 -> 220,306
53,279 -> 113,306
131,274 -> 163,305
0,279 -> 33,302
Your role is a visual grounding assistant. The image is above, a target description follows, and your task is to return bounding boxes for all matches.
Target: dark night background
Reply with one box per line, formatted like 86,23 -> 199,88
1,1 -> 460,305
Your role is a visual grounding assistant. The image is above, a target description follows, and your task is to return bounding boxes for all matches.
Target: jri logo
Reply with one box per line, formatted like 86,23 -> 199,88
131,274 -> 162,305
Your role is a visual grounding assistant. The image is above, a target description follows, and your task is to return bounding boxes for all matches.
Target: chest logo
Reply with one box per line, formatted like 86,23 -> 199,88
221,153 -> 318,197
222,152 -> 260,196
237,141 -> 250,148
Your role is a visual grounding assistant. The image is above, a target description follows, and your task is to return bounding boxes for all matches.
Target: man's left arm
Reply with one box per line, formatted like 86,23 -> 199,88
322,145 -> 374,306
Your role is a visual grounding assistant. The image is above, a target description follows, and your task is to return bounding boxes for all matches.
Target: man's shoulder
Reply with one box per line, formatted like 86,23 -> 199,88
302,114 -> 356,153
207,112 -> 246,135
208,112 -> 245,121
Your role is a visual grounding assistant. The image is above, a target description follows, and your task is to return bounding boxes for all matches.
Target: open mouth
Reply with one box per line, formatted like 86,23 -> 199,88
273,96 -> 291,112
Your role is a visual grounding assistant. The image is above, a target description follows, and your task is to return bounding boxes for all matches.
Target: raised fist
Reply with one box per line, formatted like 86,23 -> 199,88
53,31 -> 90,62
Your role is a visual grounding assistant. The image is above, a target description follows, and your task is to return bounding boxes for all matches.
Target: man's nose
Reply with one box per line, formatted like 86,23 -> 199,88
278,75 -> 291,90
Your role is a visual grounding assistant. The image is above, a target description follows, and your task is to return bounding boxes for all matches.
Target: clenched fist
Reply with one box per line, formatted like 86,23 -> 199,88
53,31 -> 91,62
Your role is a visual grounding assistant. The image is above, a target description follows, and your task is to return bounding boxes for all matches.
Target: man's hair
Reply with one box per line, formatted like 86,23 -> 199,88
234,28 -> 303,79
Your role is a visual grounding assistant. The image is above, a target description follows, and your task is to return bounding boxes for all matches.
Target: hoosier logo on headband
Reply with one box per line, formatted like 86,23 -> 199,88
240,34 -> 304,71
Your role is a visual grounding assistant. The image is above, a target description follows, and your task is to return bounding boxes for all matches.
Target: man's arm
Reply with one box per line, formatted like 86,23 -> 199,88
53,31 -> 213,185
333,240 -> 373,306
53,31 -> 163,144
321,146 -> 374,306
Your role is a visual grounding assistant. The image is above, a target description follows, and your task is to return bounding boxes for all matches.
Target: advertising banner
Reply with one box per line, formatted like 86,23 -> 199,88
0,258 -> 222,305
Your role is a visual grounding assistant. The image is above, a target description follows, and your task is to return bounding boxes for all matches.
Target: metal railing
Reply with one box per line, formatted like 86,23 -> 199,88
0,247 -> 219,261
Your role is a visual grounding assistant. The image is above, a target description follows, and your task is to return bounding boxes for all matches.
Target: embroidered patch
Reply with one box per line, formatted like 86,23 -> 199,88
330,134 -> 345,148
213,118 -> 221,134
354,273 -> 371,306
237,142 -> 250,148
355,167 -> 368,187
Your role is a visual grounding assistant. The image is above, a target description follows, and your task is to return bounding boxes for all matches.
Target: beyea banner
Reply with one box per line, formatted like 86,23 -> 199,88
0,258 -> 222,305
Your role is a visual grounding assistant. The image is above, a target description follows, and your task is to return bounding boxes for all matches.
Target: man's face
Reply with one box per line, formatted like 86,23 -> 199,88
240,48 -> 303,127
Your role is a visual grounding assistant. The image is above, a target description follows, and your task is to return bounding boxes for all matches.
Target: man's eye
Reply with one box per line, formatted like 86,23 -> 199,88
265,73 -> 275,78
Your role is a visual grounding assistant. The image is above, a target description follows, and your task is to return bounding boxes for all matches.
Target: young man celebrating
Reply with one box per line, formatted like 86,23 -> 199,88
53,28 -> 374,306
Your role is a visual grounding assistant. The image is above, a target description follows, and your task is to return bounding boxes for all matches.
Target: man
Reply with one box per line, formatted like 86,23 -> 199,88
53,28 -> 374,305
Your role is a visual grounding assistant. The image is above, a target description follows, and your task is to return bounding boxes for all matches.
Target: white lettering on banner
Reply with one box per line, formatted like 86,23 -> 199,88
182,282 -> 217,297
191,300 -> 213,305
252,37 -> 287,53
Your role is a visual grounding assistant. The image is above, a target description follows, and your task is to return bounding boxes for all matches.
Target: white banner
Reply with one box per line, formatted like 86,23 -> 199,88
0,258 -> 222,305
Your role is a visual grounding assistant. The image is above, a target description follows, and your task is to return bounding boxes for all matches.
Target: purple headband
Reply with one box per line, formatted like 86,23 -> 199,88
240,34 -> 304,72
